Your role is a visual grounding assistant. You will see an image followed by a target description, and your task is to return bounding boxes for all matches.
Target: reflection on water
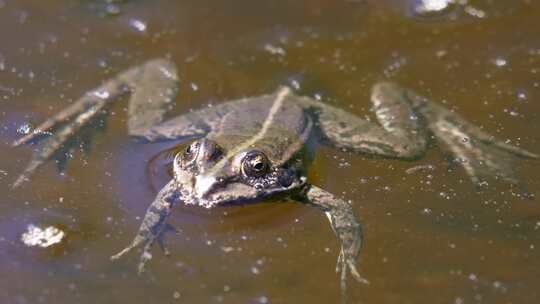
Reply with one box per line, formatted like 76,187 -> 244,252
1,0 -> 539,303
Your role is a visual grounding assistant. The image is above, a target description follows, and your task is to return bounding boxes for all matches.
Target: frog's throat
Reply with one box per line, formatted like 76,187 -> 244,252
206,86 -> 291,176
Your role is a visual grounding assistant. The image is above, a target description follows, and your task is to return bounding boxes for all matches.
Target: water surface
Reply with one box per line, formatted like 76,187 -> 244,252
1,1 -> 539,303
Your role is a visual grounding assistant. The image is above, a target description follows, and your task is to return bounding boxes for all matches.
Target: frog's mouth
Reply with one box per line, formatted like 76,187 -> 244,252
180,176 -> 307,209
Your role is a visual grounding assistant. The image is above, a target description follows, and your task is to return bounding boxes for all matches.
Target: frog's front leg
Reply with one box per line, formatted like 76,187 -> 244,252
298,82 -> 537,188
298,185 -> 368,303
111,179 -> 182,273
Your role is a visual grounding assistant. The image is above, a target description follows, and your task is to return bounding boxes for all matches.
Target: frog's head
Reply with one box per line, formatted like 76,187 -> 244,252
173,138 -> 306,208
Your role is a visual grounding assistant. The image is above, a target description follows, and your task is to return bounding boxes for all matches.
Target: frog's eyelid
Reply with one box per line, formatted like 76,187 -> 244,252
173,152 -> 181,162
163,142 -> 191,160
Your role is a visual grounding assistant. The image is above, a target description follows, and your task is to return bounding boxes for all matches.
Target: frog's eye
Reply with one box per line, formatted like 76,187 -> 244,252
241,151 -> 271,178
182,141 -> 199,161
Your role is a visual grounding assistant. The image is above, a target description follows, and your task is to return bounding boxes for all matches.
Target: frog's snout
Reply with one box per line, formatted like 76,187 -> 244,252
196,139 -> 223,164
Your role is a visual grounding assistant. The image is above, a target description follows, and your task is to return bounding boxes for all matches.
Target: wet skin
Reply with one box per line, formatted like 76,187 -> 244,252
12,59 -> 537,302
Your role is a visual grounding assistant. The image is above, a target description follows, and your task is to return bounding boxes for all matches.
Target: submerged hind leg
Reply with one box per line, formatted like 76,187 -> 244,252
296,82 -> 537,187
419,100 -> 537,191
12,59 -> 180,188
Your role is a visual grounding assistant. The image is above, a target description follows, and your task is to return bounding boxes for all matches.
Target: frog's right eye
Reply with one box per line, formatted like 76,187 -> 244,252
185,143 -> 193,155
182,141 -> 199,161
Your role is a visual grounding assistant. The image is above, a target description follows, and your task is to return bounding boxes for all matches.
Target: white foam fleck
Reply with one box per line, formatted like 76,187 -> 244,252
414,0 -> 453,14
21,224 -> 65,248
129,19 -> 147,32
263,43 -> 286,56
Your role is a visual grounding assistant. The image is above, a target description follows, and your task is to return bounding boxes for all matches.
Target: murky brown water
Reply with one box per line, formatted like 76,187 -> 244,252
1,0 -> 540,303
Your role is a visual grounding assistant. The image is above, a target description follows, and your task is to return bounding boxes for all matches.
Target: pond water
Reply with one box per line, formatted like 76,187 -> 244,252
1,1 -> 539,303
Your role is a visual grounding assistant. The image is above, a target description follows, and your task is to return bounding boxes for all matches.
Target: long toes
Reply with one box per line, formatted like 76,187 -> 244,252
165,223 -> 181,235
347,260 -> 369,285
12,173 -> 30,189
432,119 -> 533,187
111,245 -> 136,261
492,140 -> 539,159
335,251 -> 344,273
14,101 -> 108,187
339,261 -> 348,304
467,142 -> 523,185
336,255 -> 369,304
111,236 -> 145,261
137,243 -> 154,274
158,235 -> 171,256
137,252 -> 152,274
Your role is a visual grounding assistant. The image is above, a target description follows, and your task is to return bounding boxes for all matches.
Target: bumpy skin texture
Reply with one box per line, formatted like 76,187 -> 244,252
110,179 -> 181,273
299,185 -> 369,304
13,58 -> 537,302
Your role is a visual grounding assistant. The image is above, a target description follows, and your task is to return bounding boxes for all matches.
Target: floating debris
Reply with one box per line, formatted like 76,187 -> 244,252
263,43 -> 286,56
21,224 -> 65,248
251,266 -> 260,275
129,19 -> 148,33
413,0 -> 454,15
464,5 -> 486,18
406,164 -> 436,174
220,246 -> 235,253
383,55 -> 408,77
492,57 -> 508,67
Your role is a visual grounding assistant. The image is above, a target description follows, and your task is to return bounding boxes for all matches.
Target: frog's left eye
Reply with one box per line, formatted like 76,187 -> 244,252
241,151 -> 271,178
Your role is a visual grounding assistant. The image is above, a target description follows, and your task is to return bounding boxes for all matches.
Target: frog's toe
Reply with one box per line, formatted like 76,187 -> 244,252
110,235 -> 156,274
157,224 -> 180,256
158,237 -> 170,256
347,260 -> 369,285
335,249 -> 369,304
428,111 -> 537,190
12,97 -> 110,188
445,134 -> 531,187
111,224 -> 178,272
110,235 -> 145,261
337,251 -> 369,285
137,241 -> 154,274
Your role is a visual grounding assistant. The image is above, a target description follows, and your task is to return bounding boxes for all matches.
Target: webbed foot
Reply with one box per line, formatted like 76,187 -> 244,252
419,101 -> 538,193
297,82 -> 537,192
335,245 -> 370,304
12,59 -> 179,188
111,223 -> 178,273
111,179 -> 181,273
299,185 -> 367,303
336,248 -> 369,285
110,233 -> 154,274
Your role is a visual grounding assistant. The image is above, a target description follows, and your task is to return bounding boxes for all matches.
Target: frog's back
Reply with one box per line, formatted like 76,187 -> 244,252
207,92 -> 311,166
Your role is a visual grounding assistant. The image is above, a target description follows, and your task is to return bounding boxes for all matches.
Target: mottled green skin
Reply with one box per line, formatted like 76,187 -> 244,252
206,97 -> 310,168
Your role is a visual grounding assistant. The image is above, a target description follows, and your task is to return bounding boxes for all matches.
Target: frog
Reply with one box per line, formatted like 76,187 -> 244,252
12,58 -> 537,302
